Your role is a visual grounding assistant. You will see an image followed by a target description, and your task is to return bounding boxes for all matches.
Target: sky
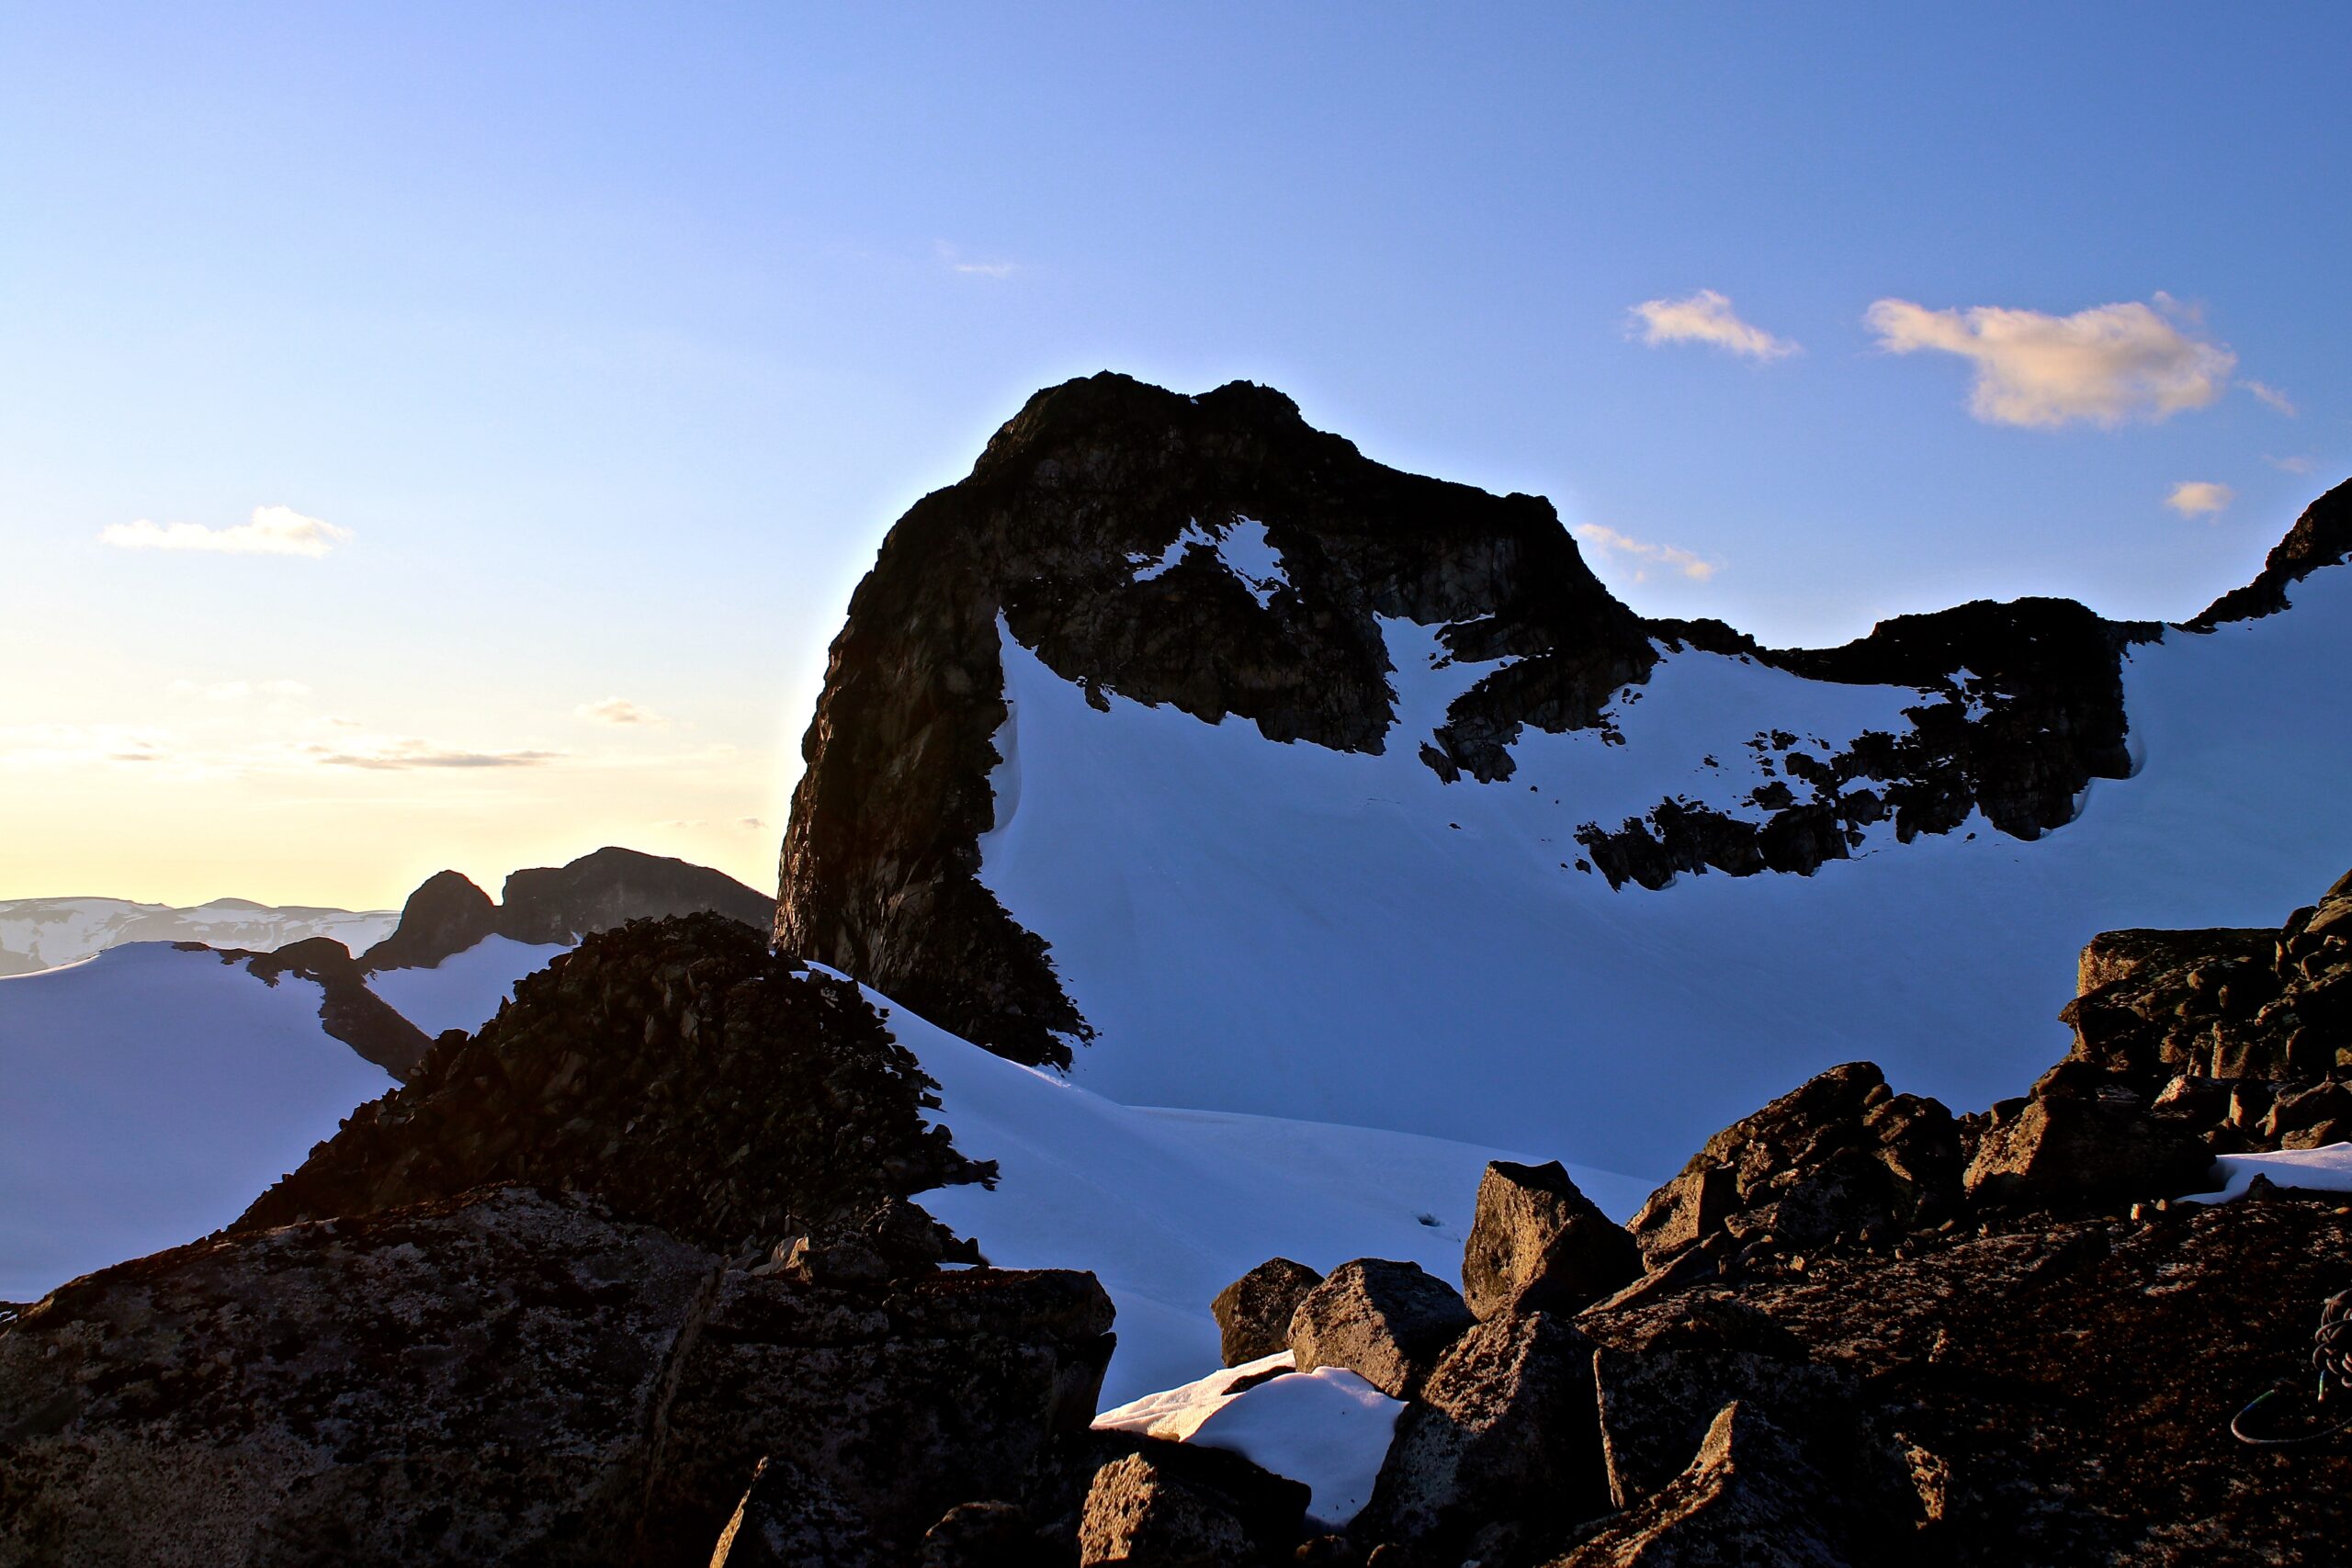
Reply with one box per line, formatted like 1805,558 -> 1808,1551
3,3 -> 2346,909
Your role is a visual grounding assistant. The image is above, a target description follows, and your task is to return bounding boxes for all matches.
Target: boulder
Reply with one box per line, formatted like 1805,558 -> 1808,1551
1213,1258 -> 1324,1367
1078,1451 -> 1256,1567
0,1187 -> 1114,1565
1963,1062 -> 2216,1209
1626,1064 -> 1962,1270
1356,1311 -> 1610,1563
1547,1402 -> 1858,1568
1462,1159 -> 1641,1319
1287,1259 -> 1473,1399
710,1455 -> 881,1568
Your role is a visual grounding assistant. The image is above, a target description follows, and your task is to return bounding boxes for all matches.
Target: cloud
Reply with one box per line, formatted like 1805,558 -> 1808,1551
1864,294 -> 2235,428
934,241 -> 1018,279
2266,455 -> 2317,476
101,504 -> 353,558
577,697 -> 665,727
2165,480 -> 2235,519
309,738 -> 560,771
737,817 -> 766,830
2241,379 -> 2298,416
1574,523 -> 1719,583
0,724 -> 176,768
168,678 -> 311,703
1628,289 -> 1798,361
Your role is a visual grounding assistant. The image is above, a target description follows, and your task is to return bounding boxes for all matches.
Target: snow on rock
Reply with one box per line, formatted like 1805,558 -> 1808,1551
0,944 -> 396,1301
842,975 -> 1637,1408
975,573 -> 2352,1177
1093,1351 -> 1405,1528
2178,1143 -> 2352,1205
368,934 -> 571,1037
1128,516 -> 1292,608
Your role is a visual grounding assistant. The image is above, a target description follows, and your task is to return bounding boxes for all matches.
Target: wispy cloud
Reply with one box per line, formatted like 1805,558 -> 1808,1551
307,738 -> 561,771
737,816 -> 766,830
101,504 -> 353,558
1865,294 -> 2234,428
1628,289 -> 1797,361
2241,379 -> 2298,416
577,696 -> 665,726
2165,480 -> 2235,519
2266,454 -> 2317,476
0,724 -> 177,768
1574,523 -> 1719,583
169,678 -> 311,703
934,240 -> 1019,279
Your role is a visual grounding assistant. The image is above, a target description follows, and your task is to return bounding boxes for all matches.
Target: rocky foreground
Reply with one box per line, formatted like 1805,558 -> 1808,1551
6,874 -> 2352,1564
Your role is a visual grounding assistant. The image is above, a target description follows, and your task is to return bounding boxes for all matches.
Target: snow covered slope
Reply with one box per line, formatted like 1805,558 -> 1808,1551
0,944 -> 396,1300
975,569 -> 2352,1178
368,934 -> 571,1036
858,977 -> 1645,1407
0,897 -> 397,977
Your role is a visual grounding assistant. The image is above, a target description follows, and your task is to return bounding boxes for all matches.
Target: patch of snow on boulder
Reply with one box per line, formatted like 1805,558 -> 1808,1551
1094,1350 -> 1404,1528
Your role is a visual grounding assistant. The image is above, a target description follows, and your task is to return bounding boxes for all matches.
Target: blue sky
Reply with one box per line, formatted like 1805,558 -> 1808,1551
4,4 -> 2346,906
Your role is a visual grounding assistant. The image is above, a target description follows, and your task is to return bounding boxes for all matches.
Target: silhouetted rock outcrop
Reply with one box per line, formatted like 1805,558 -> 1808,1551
238,913 -> 988,1253
358,867 -> 500,970
2189,474 -> 2352,627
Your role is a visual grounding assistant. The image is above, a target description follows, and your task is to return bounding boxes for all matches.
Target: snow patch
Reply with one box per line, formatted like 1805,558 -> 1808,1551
368,934 -> 571,1037
1094,1351 -> 1405,1527
1129,516 -> 1293,609
2178,1143 -> 2352,1205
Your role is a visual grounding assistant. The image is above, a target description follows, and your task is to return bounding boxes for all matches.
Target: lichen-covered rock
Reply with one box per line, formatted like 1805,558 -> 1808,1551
1287,1259 -> 1473,1399
0,1187 -> 1114,1567
1077,1451 -> 1256,1567
1462,1159 -> 1641,1319
1626,1063 -> 1962,1270
1545,1402 -> 1857,1568
1962,1062 -> 2215,1210
1213,1258 -> 1324,1366
237,913 -> 989,1254
1357,1311 -> 1609,1563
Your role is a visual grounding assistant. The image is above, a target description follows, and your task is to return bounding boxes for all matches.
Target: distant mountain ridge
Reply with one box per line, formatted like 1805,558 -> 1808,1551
0,897 -> 398,977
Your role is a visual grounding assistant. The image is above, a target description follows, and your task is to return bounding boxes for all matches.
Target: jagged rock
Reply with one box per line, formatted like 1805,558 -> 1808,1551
1213,1258 -> 1324,1366
1578,1294 -> 1854,1509
1545,1402 -> 1858,1568
1625,1063 -> 1962,1271
236,913 -> 989,1253
1356,1311 -> 1609,1563
1462,1159 -> 1641,1319
915,1501 -> 1036,1568
1078,1451 -> 1257,1567
0,1187 -> 1114,1566
1963,1061 -> 2215,1209
710,1455 -> 881,1568
1034,1434 -> 1310,1565
498,845 -> 774,946
1287,1259 -> 1474,1399
2262,1080 -> 2352,1145
358,867 -> 501,970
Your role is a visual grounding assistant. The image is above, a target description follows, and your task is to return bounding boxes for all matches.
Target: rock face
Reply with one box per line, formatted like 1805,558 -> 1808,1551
1077,1451 -> 1258,1567
775,374 -> 1654,1066
1212,1258 -> 1324,1367
1625,1063 -> 1964,1272
0,1187 -> 1114,1566
1962,1061 -> 2214,1210
1462,1159 -> 1643,1319
1360,1311 -> 1610,1564
360,848 -> 775,972
2061,865 -> 2352,1113
238,913 -> 989,1255
1286,1258 -> 1474,1399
